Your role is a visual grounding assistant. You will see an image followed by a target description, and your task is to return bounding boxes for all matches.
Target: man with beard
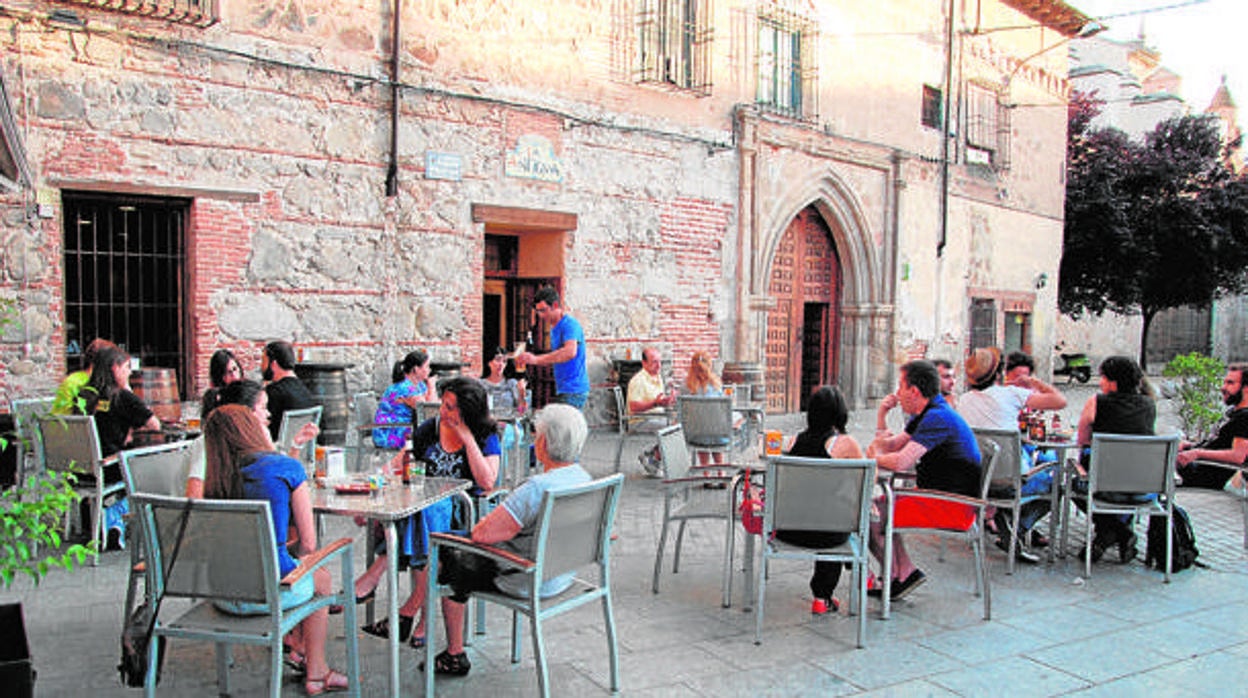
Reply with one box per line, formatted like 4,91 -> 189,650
1176,364 -> 1248,491
261,340 -> 318,442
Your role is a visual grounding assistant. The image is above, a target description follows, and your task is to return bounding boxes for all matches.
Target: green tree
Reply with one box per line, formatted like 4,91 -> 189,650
1060,95 -> 1248,370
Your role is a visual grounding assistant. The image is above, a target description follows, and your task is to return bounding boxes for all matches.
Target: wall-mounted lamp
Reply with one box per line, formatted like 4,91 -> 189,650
1034,272 -> 1048,290
48,9 -> 86,28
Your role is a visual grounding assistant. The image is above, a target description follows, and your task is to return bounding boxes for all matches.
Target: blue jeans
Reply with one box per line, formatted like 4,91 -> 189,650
553,392 -> 588,410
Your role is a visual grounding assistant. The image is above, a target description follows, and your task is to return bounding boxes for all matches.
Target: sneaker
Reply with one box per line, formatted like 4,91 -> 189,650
638,452 -> 660,477
996,536 -> 1041,564
811,598 -> 830,615
890,569 -> 927,600
866,573 -> 882,598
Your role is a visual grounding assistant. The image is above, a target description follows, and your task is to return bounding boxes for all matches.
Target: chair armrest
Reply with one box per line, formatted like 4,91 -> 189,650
1191,459 -> 1246,474
894,488 -> 987,509
480,488 -> 509,505
429,532 -> 535,573
662,473 -> 736,486
280,537 -> 353,586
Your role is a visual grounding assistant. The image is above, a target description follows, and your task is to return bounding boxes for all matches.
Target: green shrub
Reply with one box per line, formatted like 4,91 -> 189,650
1,470 -> 95,587
1162,352 -> 1226,442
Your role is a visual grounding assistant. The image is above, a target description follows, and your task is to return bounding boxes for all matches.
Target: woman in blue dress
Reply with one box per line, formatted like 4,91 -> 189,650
203,399 -> 348,694
372,349 -> 437,448
357,377 -> 501,648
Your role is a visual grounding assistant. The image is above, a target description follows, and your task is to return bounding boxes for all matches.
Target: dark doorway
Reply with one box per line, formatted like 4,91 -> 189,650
62,191 -> 190,397
800,302 -> 828,411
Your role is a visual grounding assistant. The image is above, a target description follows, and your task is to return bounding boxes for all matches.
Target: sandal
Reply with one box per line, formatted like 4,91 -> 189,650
304,668 -> 349,695
409,633 -> 427,650
283,648 -> 307,675
419,649 -> 471,677
362,614 -> 414,641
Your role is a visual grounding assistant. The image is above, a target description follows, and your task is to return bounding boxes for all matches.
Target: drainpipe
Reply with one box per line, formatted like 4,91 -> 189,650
385,0 -> 401,198
938,0 -> 955,259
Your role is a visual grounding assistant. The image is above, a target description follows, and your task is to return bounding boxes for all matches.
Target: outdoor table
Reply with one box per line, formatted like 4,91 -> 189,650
1025,437 -> 1079,560
311,475 -> 471,698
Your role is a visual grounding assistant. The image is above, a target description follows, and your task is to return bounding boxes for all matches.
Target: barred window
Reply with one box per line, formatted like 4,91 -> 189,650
637,0 -> 713,95
922,85 -> 942,130
965,82 -> 1011,168
54,0 -> 218,27
756,5 -> 818,120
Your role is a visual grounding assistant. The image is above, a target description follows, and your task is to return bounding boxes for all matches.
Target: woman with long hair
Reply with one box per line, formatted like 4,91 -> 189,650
203,400 -> 349,695
373,349 -> 437,448
79,345 -> 161,463
200,349 -> 244,417
479,346 -> 526,414
357,376 -> 501,649
684,351 -> 723,396
1075,355 -> 1157,564
778,385 -> 865,615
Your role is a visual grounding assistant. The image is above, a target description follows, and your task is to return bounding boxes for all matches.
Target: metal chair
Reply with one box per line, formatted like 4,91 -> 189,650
119,440 -> 201,629
131,493 -> 360,697
974,427 -> 1059,572
611,385 -> 672,474
1189,458 -> 1247,550
1062,432 -> 1181,581
753,455 -> 875,647
881,437 -> 999,620
677,395 -> 735,463
352,391 -> 402,472
11,396 -> 54,491
277,405 -> 322,471
35,414 -> 124,565
425,474 -> 625,698
651,424 -> 736,593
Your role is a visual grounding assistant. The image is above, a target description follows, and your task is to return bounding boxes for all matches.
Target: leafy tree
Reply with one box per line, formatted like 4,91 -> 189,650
1060,94 -> 1248,370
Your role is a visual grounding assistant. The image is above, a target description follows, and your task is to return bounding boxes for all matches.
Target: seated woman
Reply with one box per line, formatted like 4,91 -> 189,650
202,401 -> 348,695
373,349 -> 437,449
1075,355 -> 1157,564
355,376 -> 501,648
684,351 -> 734,466
200,348 -> 244,418
777,385 -> 865,615
479,346 -> 527,466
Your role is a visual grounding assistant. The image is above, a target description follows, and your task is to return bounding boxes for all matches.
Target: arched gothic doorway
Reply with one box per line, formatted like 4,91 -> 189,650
765,206 -> 841,413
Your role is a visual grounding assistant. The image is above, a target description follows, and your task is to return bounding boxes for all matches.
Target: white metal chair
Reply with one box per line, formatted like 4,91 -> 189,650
881,437 -> 999,620
677,395 -> 736,463
277,405 -> 322,471
1063,432 -> 1181,581
425,474 -> 625,698
974,427 -> 1058,572
132,493 -> 361,697
652,424 -> 736,593
35,414 -> 123,565
1189,458 -> 1248,550
754,455 -> 875,648
119,440 -> 201,628
11,396 -> 54,491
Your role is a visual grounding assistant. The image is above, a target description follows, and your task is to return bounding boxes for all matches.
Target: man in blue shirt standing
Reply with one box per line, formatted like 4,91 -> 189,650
515,286 -> 590,409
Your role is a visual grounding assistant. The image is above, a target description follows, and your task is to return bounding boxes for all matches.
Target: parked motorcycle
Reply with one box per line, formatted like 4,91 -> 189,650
1054,346 -> 1092,383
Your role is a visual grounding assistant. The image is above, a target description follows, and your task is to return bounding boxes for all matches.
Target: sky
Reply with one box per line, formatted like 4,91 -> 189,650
1070,0 -> 1247,114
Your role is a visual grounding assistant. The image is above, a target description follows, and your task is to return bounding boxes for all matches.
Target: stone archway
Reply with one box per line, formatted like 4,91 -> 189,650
765,207 -> 840,413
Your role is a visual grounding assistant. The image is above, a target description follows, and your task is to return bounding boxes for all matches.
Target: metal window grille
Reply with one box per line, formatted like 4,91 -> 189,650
637,0 -> 714,94
969,298 -> 997,351
922,85 -> 943,131
55,0 -> 219,28
62,192 -> 189,394
966,82 -> 1009,167
755,3 -> 818,120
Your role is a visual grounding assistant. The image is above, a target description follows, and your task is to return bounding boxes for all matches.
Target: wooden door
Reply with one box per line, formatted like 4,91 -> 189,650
765,207 -> 840,413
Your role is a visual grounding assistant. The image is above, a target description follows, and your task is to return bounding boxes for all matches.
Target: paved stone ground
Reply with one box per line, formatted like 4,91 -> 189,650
7,384 -> 1248,696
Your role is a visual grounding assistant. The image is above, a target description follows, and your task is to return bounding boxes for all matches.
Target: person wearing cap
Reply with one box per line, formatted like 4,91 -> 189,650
958,347 -> 1067,563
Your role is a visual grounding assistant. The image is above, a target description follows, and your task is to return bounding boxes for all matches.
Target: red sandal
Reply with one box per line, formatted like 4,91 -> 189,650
304,668 -> 349,695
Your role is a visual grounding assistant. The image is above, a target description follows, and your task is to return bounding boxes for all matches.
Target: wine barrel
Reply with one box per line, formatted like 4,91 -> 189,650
294,363 -> 352,446
721,361 -> 765,406
130,368 -> 181,423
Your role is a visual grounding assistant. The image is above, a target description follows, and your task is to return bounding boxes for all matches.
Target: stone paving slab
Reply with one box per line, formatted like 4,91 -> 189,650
6,384 -> 1248,696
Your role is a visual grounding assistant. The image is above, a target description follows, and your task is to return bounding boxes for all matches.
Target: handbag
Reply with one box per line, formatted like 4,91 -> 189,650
739,474 -> 765,536
119,499 -> 192,687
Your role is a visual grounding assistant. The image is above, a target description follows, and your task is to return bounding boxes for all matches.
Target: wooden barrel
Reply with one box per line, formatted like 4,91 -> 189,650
294,363 -> 352,446
130,368 -> 181,423
721,361 -> 765,406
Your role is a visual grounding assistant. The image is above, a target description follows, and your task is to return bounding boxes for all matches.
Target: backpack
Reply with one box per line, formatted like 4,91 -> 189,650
1144,505 -> 1199,573
118,601 -> 166,687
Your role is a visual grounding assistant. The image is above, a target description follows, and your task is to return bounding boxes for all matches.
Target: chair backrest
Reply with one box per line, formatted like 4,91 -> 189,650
532,474 -> 625,587
1089,432 -> 1180,496
655,424 -> 693,479
414,401 -> 441,425
132,493 -> 278,605
120,440 -> 199,498
677,395 -> 733,445
764,456 -> 875,535
971,427 -> 1022,490
610,386 -> 626,433
973,436 -> 1001,501
12,396 -> 55,473
278,405 -> 322,464
35,414 -> 103,475
352,391 -> 377,427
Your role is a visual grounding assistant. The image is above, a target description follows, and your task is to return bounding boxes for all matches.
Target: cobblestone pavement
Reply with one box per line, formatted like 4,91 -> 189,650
7,383 -> 1248,696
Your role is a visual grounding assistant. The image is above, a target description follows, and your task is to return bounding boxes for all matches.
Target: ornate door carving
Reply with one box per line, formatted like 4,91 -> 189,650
765,207 -> 840,413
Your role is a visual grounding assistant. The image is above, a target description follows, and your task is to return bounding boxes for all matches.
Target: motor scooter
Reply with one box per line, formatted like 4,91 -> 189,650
1054,345 -> 1092,383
